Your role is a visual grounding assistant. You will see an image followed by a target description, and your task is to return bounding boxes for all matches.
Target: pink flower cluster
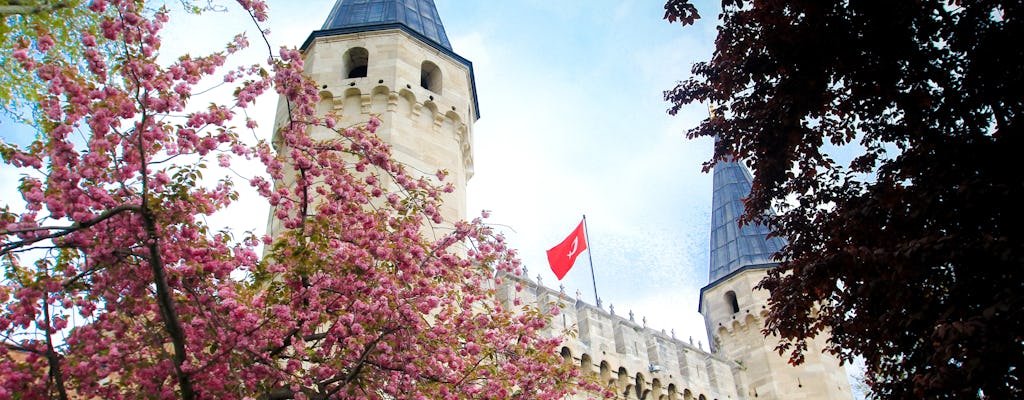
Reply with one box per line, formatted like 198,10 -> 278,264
0,0 -> 605,399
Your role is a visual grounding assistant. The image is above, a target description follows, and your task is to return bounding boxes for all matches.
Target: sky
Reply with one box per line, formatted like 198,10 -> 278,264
434,0 -> 723,346
0,0 -> 723,348
1,2 -> 871,395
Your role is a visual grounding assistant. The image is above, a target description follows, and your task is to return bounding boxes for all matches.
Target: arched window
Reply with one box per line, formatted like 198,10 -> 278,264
725,290 -> 740,314
344,47 -> 368,79
618,367 -> 630,394
580,354 -> 593,375
635,373 -> 647,399
560,347 -> 572,365
420,60 -> 442,93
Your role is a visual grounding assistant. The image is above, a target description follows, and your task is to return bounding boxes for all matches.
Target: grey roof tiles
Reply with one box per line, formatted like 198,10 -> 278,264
708,158 -> 786,282
320,0 -> 452,51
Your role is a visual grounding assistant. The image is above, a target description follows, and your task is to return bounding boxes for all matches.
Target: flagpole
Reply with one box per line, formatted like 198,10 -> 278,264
582,214 -> 601,308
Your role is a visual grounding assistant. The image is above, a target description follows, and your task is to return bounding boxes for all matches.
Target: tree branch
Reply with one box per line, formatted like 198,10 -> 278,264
322,326 -> 401,397
1,204 -> 141,255
41,300 -> 69,400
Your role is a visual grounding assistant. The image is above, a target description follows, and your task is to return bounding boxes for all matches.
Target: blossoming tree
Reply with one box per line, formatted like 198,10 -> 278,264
0,1 -> 600,399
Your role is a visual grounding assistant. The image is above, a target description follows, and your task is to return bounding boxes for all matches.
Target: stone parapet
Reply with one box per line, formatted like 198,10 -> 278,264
497,272 -> 742,400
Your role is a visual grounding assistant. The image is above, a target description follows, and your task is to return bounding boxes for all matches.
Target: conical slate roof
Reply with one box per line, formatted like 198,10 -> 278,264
319,0 -> 452,51
708,158 -> 787,283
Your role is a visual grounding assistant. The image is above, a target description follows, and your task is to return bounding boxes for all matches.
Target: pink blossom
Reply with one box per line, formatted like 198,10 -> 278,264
80,32 -> 97,47
36,34 -> 55,52
0,1 -> 586,398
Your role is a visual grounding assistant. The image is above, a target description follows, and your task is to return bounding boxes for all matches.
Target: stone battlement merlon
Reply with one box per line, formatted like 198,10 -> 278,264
290,2 -> 856,398
496,271 -> 744,400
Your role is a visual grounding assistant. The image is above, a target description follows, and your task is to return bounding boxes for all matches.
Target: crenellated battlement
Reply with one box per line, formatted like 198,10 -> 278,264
496,272 -> 746,400
713,309 -> 767,337
288,3 -> 855,398
280,27 -> 478,225
310,82 -> 473,176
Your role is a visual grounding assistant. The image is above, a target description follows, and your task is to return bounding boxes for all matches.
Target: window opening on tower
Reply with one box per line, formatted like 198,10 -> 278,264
344,47 -> 369,79
420,60 -> 442,93
725,291 -> 740,314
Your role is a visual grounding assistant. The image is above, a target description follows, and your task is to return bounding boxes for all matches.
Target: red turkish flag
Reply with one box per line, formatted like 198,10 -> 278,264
547,220 -> 588,280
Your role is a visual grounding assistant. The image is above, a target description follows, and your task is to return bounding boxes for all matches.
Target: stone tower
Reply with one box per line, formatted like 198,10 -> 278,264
280,0 -> 478,226
699,158 -> 854,399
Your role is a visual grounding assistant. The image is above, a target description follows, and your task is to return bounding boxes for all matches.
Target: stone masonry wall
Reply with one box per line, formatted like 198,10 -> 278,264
497,272 -> 745,400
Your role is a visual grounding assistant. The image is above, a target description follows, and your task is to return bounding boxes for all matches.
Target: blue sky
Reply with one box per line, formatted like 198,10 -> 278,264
438,0 -> 723,345
2,2 -> 871,394
0,0 -> 723,347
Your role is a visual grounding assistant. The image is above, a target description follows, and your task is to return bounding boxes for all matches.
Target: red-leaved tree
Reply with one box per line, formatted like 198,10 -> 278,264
665,0 -> 1023,398
0,1 -> 597,399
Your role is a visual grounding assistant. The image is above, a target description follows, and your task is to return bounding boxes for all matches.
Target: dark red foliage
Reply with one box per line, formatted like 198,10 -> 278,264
664,0 -> 701,26
665,1 -> 1024,398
